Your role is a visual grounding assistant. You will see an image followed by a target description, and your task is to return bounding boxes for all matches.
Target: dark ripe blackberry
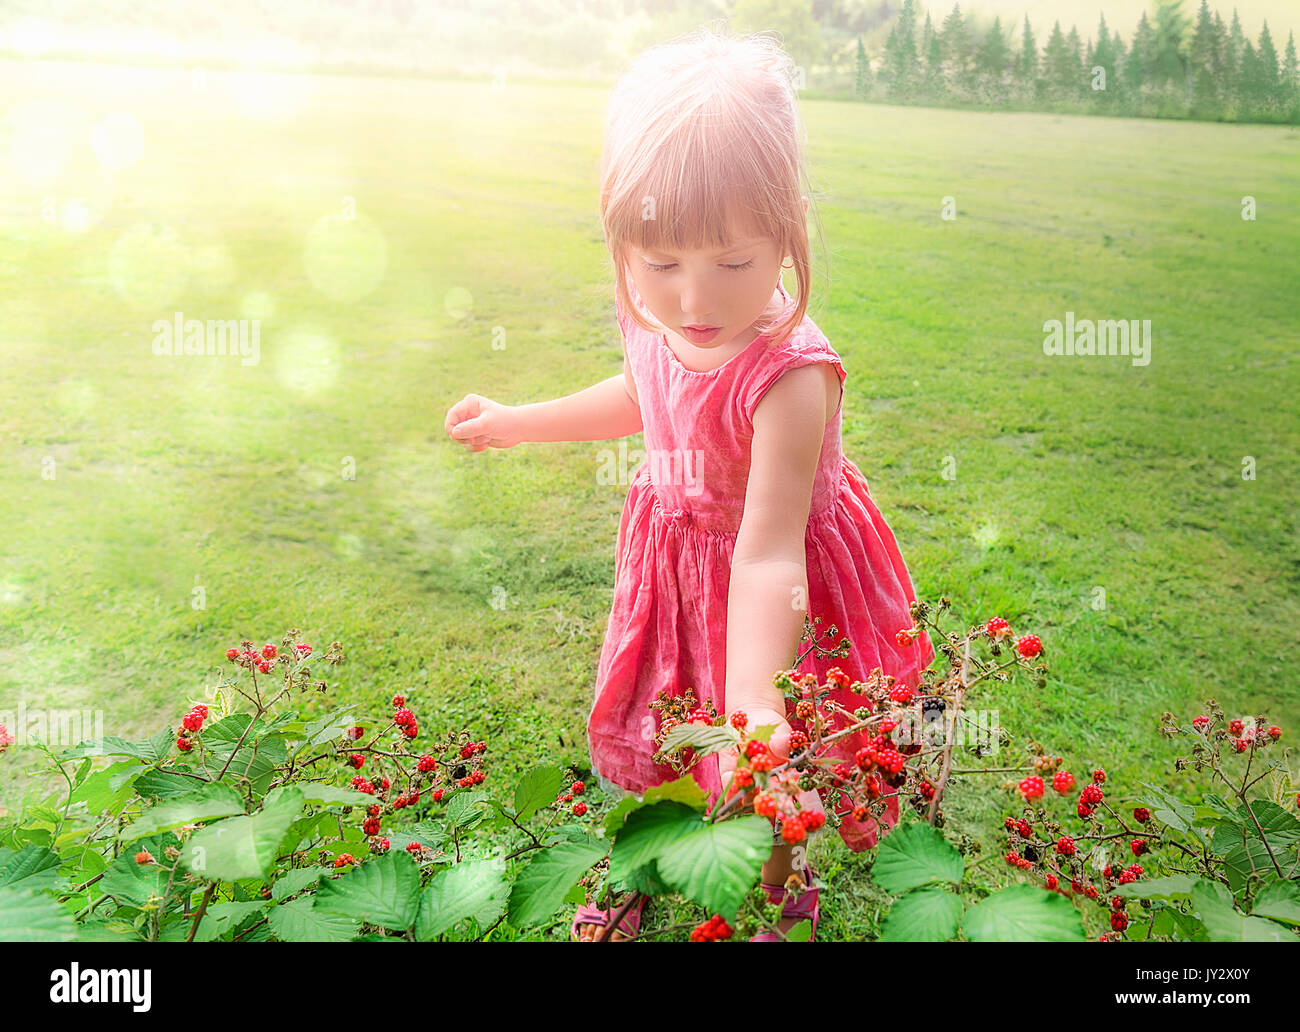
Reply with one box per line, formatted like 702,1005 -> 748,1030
885,769 -> 907,789
903,742 -> 921,755
921,697 -> 946,716
453,765 -> 468,779
1023,844 -> 1040,863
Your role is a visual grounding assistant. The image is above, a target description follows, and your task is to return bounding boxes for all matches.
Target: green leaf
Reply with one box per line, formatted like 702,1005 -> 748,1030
0,845 -> 63,892
101,835 -> 177,908
68,761 -> 142,812
0,886 -> 76,941
1212,801 -> 1300,854
445,790 -> 490,830
963,884 -> 1086,941
270,897 -> 361,941
1112,874 -> 1200,901
301,706 -> 362,749
416,858 -> 510,940
315,850 -> 422,931
609,801 -> 768,922
60,735 -> 167,762
879,885 -> 964,941
508,838 -> 609,928
1191,879 -> 1298,942
783,918 -> 813,942
660,721 -> 740,758
1253,881 -> 1300,927
191,901 -> 269,942
645,777 -> 711,809
294,784 -> 378,808
121,782 -> 247,843
180,786 -> 305,882
871,821 -> 965,896
1136,780 -> 1201,842
603,795 -> 645,839
513,766 -> 566,823
134,770 -> 206,800
271,867 -> 323,902
1220,838 -> 1295,894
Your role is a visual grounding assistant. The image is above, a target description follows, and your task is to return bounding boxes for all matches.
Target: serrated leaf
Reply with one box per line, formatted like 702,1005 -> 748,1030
315,850 -> 422,931
962,884 -> 1086,941
0,845 -> 63,891
508,838 -> 609,927
513,766 -> 566,822
121,782 -> 247,843
270,897 -> 360,941
445,790 -> 490,829
101,834 -> 178,908
1136,780 -> 1199,841
68,761 -> 142,812
645,777 -> 710,809
879,885 -> 964,941
294,784 -> 377,808
190,901 -> 268,941
1220,838 -> 1295,894
660,722 -> 740,758
134,770 -> 205,800
1191,879 -> 1299,942
416,858 -> 510,940
871,821 -> 965,896
1111,874 -> 1199,900
0,886 -> 76,941
180,786 -> 305,882
783,918 -> 813,942
60,735 -> 165,762
1252,881 -> 1300,927
271,867 -> 323,902
301,706 -> 362,749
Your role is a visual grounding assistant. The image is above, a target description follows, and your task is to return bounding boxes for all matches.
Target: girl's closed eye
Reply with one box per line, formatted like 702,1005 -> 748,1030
640,258 -> 755,273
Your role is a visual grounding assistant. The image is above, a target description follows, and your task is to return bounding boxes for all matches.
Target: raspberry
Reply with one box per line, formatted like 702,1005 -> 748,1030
1126,864 -> 1144,878
1091,768 -> 1105,784
405,842 -> 422,855
1004,817 -> 1016,831
690,915 -> 734,942
754,793 -> 777,819
471,770 -> 485,784
393,708 -> 414,727
225,648 -> 240,661
1110,911 -> 1128,932
367,804 -> 380,817
745,740 -> 768,760
1130,839 -> 1147,856
918,781 -> 935,800
176,736 -> 193,752
1045,873 -> 1058,891
1133,807 -> 1150,823
1018,776 -> 1045,801
800,808 -> 826,831
135,850 -> 153,864
392,694 -> 406,707
1077,801 -> 1095,818
348,753 -> 365,769
432,788 -> 444,802
795,700 -> 814,720
350,776 -> 373,794
985,616 -> 1010,639
1004,850 -> 1022,866
1052,770 -> 1076,794
572,802 -> 587,817
363,817 -> 380,835
1056,836 -> 1076,856
417,755 -> 436,773
788,730 -> 809,755
295,642 -> 312,656
880,719 -> 898,734
825,667 -> 851,689
1117,870 -> 1137,885
729,711 -> 748,730
852,805 -> 869,821
1192,715 -> 1210,731
781,819 -> 807,844
372,837 -> 390,854
855,747 -> 876,771
1016,819 -> 1032,838
347,726 -> 364,740
1234,738 -> 1249,753
257,659 -> 273,674
1267,725 -> 1282,741
1070,879 -> 1085,894
1228,719 -> 1244,736
333,854 -> 355,868
380,777 -> 390,790
1080,784 -> 1103,805
1015,634 -> 1042,658
687,708 -> 713,726
889,684 -> 915,705
733,768 -> 754,788
895,628 -> 914,646
402,723 -> 419,739
1112,895 -> 1126,910
182,713 -> 204,731
190,704 -> 209,719
750,753 -> 775,773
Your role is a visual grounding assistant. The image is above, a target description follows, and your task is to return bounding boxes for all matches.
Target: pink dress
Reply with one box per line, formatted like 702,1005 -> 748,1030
588,278 -> 936,851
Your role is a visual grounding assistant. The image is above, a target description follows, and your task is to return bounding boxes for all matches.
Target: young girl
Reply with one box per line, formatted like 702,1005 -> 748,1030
445,27 -> 934,941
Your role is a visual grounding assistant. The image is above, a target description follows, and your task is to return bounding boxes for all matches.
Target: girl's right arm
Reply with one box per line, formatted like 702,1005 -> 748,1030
445,364 -> 642,451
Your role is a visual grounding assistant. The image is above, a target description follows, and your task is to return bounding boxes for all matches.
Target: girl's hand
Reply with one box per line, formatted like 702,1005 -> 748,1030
718,705 -> 792,805
445,393 -> 524,452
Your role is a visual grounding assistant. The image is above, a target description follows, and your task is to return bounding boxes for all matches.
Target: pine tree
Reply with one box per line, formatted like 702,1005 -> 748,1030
1017,15 -> 1037,86
1225,7 -> 1246,104
977,15 -> 1010,83
940,4 -> 974,97
1189,0 -> 1221,116
1124,11 -> 1156,104
881,0 -> 920,101
1152,0 -> 1190,88
855,35 -> 872,99
1065,25 -> 1085,98
1284,32 -> 1299,112
1240,38 -> 1260,115
1257,21 -> 1281,111
1042,20 -> 1071,102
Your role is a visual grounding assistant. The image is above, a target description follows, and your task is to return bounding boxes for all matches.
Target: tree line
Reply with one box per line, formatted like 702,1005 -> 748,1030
857,0 -> 1299,123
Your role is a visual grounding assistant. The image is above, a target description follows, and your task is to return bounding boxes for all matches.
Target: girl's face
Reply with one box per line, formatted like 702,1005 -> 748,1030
626,233 -> 786,351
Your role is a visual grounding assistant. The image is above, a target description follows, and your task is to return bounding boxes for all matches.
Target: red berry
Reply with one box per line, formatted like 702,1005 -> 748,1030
1015,634 -> 1042,658
1018,776 -> 1045,801
1056,836 -> 1076,856
1133,807 -> 1150,823
135,850 -> 153,864
1192,715 -> 1211,731
889,684 -> 915,705
895,628 -> 914,647
754,793 -> 777,818
392,694 -> 406,707
347,726 -> 364,740
1091,768 -> 1106,784
729,711 -> 748,730
1051,770 -> 1075,794
417,754 -> 436,772
1081,784 -> 1103,805
225,648 -> 240,661
176,736 -> 193,752
985,616 -> 1010,639
295,643 -> 312,656
182,713 -> 204,731
1110,911 -> 1128,932
1228,719 -> 1244,736
261,643 -> 277,659
781,819 -> 807,844
363,817 -> 381,835
570,779 -> 586,795
1045,873 -> 1058,891
1130,839 -> 1147,856
572,801 -> 587,817
393,708 -> 414,726
687,708 -> 713,726
402,723 -> 418,739
348,753 -> 365,769
1267,725 -> 1282,741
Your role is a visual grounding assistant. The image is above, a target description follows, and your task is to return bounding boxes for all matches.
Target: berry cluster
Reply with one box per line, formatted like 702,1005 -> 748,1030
554,779 -> 588,817
689,914 -> 734,942
1171,706 -> 1284,761
175,704 -> 209,753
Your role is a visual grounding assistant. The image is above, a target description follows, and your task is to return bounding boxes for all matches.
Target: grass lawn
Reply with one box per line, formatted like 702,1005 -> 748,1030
1,59 -> 1296,938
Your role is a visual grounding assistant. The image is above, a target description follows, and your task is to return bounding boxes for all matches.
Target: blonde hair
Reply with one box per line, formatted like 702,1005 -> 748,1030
599,24 -> 823,349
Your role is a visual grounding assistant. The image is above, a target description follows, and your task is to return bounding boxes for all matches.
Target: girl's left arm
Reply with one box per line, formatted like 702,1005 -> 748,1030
724,362 -> 835,758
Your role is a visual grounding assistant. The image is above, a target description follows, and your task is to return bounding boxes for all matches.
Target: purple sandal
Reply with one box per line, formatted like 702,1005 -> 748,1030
750,865 -> 819,942
570,895 -> 646,941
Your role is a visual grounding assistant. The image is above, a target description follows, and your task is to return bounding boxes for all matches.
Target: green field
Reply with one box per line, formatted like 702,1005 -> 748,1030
1,58 -> 1297,939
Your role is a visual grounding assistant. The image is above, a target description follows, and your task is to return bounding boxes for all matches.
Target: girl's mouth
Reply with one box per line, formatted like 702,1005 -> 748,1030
682,325 -> 721,344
